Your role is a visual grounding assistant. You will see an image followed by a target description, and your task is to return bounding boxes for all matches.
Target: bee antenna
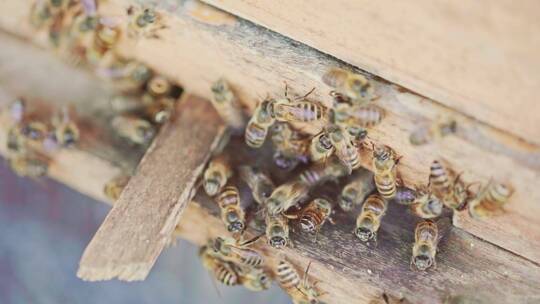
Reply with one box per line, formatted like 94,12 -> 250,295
297,87 -> 316,101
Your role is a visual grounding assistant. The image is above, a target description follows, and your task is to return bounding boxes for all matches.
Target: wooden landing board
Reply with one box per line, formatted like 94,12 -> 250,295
202,0 -> 540,144
1,0 -> 539,263
77,95 -> 226,281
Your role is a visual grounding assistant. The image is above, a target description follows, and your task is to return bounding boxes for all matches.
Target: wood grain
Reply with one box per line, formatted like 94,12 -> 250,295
0,36 -> 538,303
201,0 -> 540,144
77,95 -> 226,281
0,0 -> 539,263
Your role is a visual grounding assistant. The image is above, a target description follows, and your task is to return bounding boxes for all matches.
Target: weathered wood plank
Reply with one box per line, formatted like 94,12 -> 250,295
0,0 -> 539,263
77,95 -> 226,281
0,35 -> 538,303
201,0 -> 540,144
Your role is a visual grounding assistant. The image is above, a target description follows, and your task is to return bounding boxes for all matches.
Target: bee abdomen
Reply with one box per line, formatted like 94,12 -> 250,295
429,161 -> 450,191
374,174 -> 397,199
322,69 -> 347,88
276,261 -> 300,289
215,264 -> 238,286
217,186 -> 240,208
351,105 -> 384,128
300,211 -> 323,233
240,253 -> 264,267
245,122 -> 268,148
363,194 -> 387,215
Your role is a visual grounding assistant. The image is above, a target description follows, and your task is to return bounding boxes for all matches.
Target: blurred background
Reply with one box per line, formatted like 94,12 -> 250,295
0,162 -> 289,304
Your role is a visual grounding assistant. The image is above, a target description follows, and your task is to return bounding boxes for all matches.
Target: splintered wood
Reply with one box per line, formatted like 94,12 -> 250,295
77,95 -> 226,281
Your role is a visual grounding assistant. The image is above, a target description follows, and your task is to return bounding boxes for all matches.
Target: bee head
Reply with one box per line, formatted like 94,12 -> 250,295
339,195 -> 354,211
227,221 -> 245,233
203,176 -> 221,196
318,133 -> 333,150
413,253 -> 433,271
269,235 -> 287,248
355,227 -> 375,242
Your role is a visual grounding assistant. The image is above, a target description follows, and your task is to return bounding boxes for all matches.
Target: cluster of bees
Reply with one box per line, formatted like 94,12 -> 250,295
200,67 -> 514,301
20,1 -> 515,301
28,0 -> 178,143
5,99 -> 79,177
200,235 -> 323,304
24,0 -> 182,198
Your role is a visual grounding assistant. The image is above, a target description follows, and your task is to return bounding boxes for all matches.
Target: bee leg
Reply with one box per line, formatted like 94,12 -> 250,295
283,81 -> 289,99
409,257 -> 416,271
328,217 -> 336,225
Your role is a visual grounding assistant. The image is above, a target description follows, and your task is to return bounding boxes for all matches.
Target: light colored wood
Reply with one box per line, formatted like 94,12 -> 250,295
77,95 -> 226,281
201,0 -> 540,145
0,0 -> 539,263
0,35 -> 539,303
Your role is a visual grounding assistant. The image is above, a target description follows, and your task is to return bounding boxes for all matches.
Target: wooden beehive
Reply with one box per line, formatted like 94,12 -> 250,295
0,1 -> 539,303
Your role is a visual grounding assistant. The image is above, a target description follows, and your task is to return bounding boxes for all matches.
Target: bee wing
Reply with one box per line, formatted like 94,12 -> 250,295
434,217 -> 452,246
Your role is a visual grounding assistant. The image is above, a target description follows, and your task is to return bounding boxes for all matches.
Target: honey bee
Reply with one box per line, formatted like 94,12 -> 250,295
309,131 -> 335,163
237,266 -> 272,291
203,155 -> 232,197
245,99 -> 276,148
263,84 -> 327,123
266,181 -> 309,215
111,115 -> 155,145
52,106 -> 79,147
325,124 -> 360,172
297,157 -> 348,187
355,194 -> 388,243
210,78 -> 246,131
468,180 -> 513,219
126,6 -> 167,39
20,121 -> 49,146
85,19 -> 121,65
348,104 -> 385,128
428,160 -> 472,211
145,97 -> 175,124
217,185 -> 246,233
410,187 -> 443,219
428,160 -> 452,197
372,144 -> 399,200
266,98 -> 328,123
101,60 -> 153,93
103,174 -> 130,202
265,213 -> 290,249
323,68 -> 375,105
208,235 -> 264,268
393,186 -> 417,206
9,154 -> 49,178
30,0 -> 53,29
410,119 -> 457,146
339,170 -> 375,212
270,122 -> 309,170
238,165 -> 275,205
276,260 -> 323,304
199,245 -> 239,286
411,220 -> 439,271
145,75 -> 172,98
333,103 -> 384,129
294,198 -> 333,234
